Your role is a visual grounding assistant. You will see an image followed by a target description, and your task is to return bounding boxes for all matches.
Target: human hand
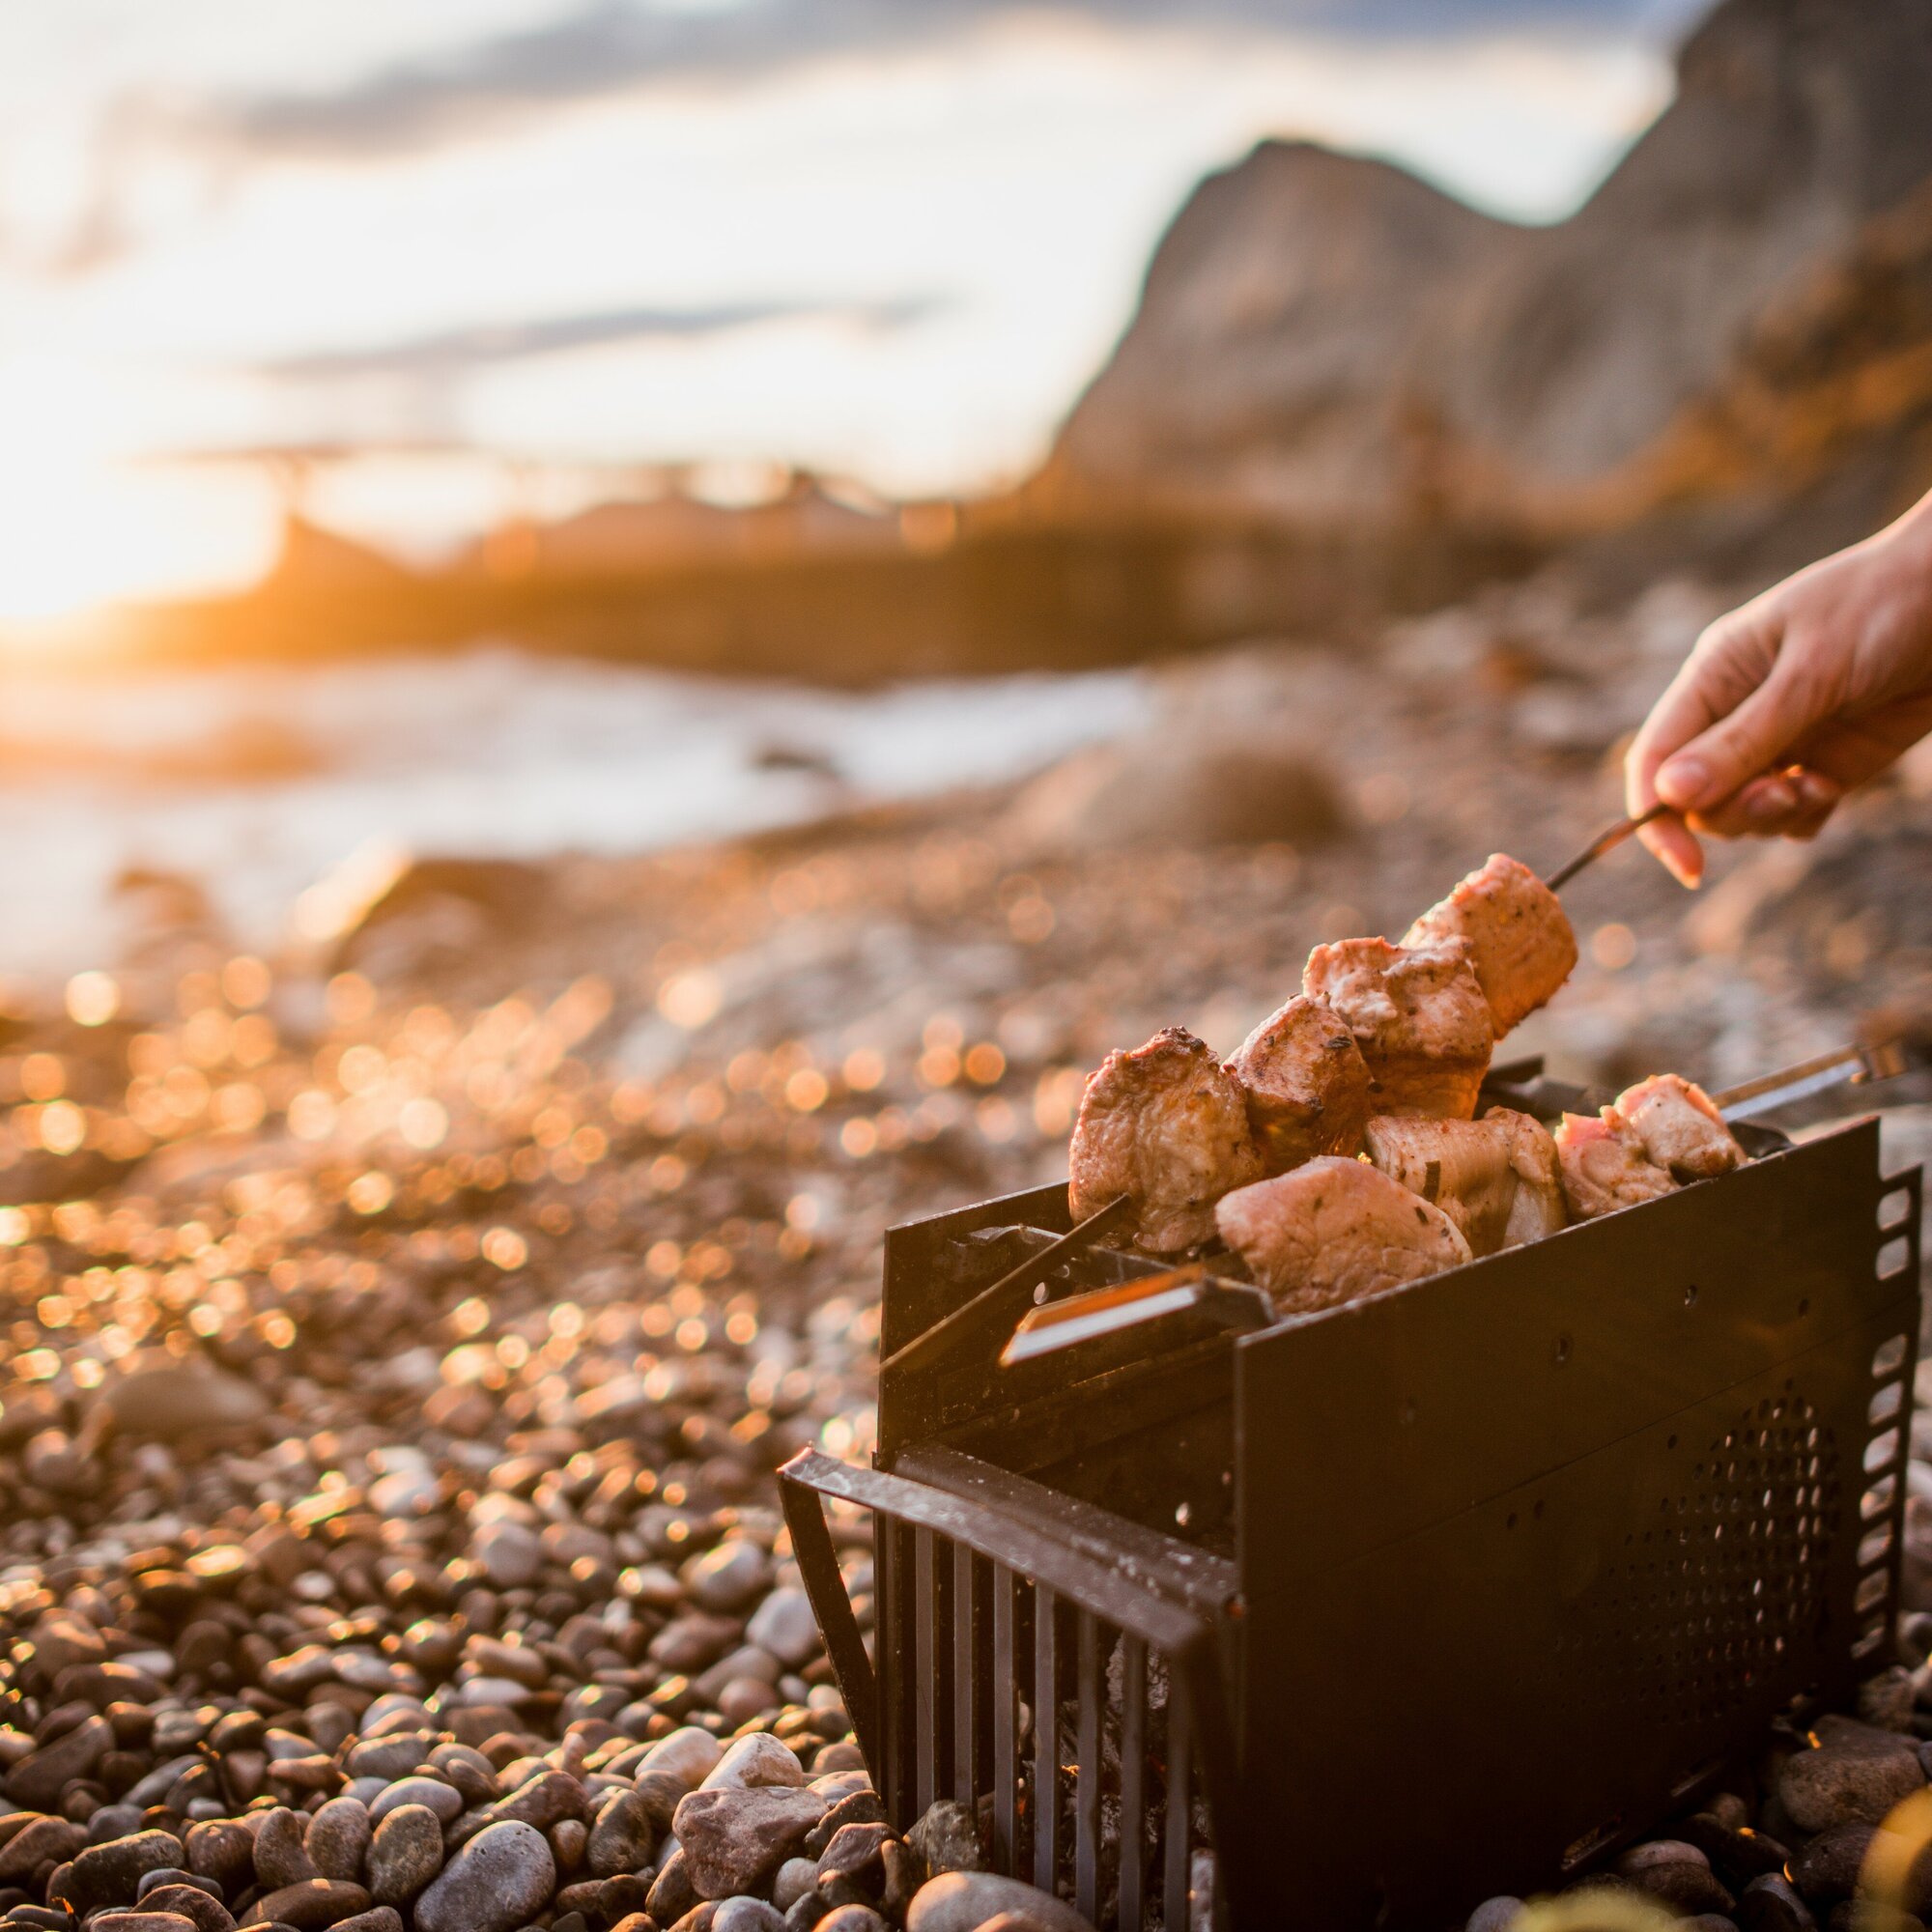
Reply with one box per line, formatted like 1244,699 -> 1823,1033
1625,491 -> 1932,885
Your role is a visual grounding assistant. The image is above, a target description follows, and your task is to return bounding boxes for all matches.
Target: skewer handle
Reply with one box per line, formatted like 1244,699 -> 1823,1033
1543,802 -> 1673,892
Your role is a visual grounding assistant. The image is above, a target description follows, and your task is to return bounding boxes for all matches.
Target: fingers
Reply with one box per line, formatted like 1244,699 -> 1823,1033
1625,607 -> 1778,820
1636,811 -> 1705,889
1653,661 -> 1822,814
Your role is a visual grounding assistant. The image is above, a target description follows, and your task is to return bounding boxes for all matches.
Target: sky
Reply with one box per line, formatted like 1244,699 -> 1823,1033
0,0 -> 1707,620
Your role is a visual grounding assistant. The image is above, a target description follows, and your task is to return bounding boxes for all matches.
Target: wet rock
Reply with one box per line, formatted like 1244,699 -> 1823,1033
905,1872 -> 1099,1932
413,1821 -> 556,1932
185,1821 -> 254,1891
367,1804 -> 444,1907
673,1786 -> 827,1900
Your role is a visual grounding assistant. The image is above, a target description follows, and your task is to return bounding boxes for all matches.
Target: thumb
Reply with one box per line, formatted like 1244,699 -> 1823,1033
1654,659 -> 1824,814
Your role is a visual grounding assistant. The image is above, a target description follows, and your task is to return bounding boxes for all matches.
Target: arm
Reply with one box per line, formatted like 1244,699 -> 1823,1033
1624,489 -> 1932,885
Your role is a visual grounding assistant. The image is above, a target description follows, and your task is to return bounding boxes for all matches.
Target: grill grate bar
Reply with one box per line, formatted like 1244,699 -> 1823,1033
914,1525 -> 938,1820
1075,1610 -> 1103,1923
953,1541 -> 977,1803
1120,1633 -> 1148,1930
1165,1666 -> 1194,1932
1034,1582 -> 1060,1895
992,1566 -> 1018,1869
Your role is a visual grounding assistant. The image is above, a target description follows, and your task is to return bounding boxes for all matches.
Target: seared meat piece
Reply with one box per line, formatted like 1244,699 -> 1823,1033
1552,1111 -> 1676,1221
1302,936 -> 1493,1119
1616,1073 -> 1745,1179
1225,995 -> 1372,1172
1216,1156 -> 1471,1314
1068,1026 -> 1264,1254
1363,1114 -> 1517,1256
1406,852 -> 1577,1035
1490,1105 -> 1568,1246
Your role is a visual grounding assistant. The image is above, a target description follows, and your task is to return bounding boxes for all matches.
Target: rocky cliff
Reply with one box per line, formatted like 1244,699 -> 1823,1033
1042,0 -> 1932,546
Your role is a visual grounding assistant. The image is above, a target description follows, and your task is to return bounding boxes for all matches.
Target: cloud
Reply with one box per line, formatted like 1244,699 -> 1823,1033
251,294 -> 947,382
158,0 -> 1700,162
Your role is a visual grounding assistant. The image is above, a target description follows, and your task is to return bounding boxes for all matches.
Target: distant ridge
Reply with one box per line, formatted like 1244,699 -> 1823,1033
1039,0 -> 1932,545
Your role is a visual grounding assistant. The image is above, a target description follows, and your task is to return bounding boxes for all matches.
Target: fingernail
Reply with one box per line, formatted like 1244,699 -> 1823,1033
1795,770 -> 1838,807
1656,755 -> 1709,808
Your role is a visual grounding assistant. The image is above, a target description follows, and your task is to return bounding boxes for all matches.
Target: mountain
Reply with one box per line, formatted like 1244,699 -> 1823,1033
1040,0 -> 1932,546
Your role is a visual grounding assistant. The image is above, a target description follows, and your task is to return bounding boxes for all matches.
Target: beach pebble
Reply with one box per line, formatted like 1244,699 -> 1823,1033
905,1871 -> 1098,1932
413,1820 -> 555,1932
672,1787 -> 827,1900
367,1804 -> 445,1906
700,1734 -> 805,1793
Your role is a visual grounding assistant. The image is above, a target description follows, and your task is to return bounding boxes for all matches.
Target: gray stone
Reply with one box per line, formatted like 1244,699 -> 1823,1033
715,1902 -> 789,1932
368,1776 -> 462,1826
588,1789 -> 657,1877
774,1858 -> 821,1910
413,1820 -> 556,1932
1466,1900 -> 1524,1932
673,1786 -> 828,1900
305,1799 -> 371,1884
1781,1738 -> 1924,1832
89,1917 -> 201,1932
254,1807 -> 321,1889
907,1800 -> 981,1879
700,1733 -> 805,1792
367,1804 -> 444,1907
1790,1826 -> 1878,1905
67,1831 -> 189,1914
471,1522 -> 544,1590
746,1590 -> 821,1669
7,1713 -> 113,1805
905,1871 -> 1098,1932
684,1542 -> 774,1613
331,1915 -> 406,1932
139,1886 -> 239,1932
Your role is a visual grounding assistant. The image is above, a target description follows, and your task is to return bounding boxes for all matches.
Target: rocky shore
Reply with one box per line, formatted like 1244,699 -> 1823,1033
1,568 -> 1929,1929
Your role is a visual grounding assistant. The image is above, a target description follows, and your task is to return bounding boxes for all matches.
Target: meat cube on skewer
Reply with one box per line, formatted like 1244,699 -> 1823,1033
1553,1112 -> 1676,1221
1216,1156 -> 1471,1315
1363,1114 -> 1517,1257
1224,994 -> 1373,1172
1405,852 -> 1578,1035
1616,1072 -> 1746,1179
1490,1105 -> 1569,1247
1302,936 -> 1493,1120
1553,1072 -> 1746,1222
1068,1026 -> 1264,1254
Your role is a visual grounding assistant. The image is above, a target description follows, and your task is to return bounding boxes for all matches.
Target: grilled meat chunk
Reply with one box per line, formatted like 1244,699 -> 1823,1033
1615,1072 -> 1745,1179
1225,995 -> 1373,1172
1363,1114 -> 1517,1256
1302,935 -> 1493,1119
1216,1156 -> 1471,1314
1068,1026 -> 1264,1253
1490,1105 -> 1569,1246
1405,852 -> 1577,1034
1553,1111 -> 1676,1220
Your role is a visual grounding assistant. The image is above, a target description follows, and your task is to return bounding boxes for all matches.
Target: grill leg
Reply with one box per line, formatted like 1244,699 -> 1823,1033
778,1466 -> 882,1781
1033,1582 -> 1060,1895
1120,1633 -> 1148,1930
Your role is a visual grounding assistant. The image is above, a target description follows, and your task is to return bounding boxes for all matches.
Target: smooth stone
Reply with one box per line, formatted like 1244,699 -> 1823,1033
471,1523 -> 544,1590
746,1591 -> 821,1669
643,1729 -> 725,1790
775,1858 -> 820,1910
1466,1901 -> 1523,1932
6,1714 -> 112,1806
238,1879 -> 373,1927
254,1808 -> 321,1890
674,1788 -> 827,1900
699,1734 -> 805,1793
815,1912 -> 889,1932
89,1917 -> 201,1932
1781,1739 -> 1925,1833
1791,1827 -> 1878,1905
646,1849 -> 698,1926
185,1822 -> 254,1890
0,1816 -> 88,1882
304,1801 -> 370,1885
1625,1861 -> 1736,1915
1736,1874 -> 1818,1932
140,1886 -> 239,1932
413,1821 -> 556,1932
367,1805 -> 444,1907
98,1358 -> 270,1438
68,1831 -> 189,1914
683,1542 -> 774,1613
817,1823 -> 893,1883
905,1872 -> 1098,1932
330,1915 -> 405,1932
588,1790 -> 657,1878
368,1778 -> 462,1827
715,1902 -> 789,1932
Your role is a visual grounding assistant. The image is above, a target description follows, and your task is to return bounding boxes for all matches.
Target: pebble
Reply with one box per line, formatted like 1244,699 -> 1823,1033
587,1790 -> 658,1878
685,1540 -> 775,1612
702,1733 -> 807,1792
646,1728 -> 727,1790
747,1590 -> 822,1668
673,1787 -> 828,1899
1736,1874 -> 1819,1932
366,1804 -> 444,1907
904,1873 -> 1098,1932
413,1821 -> 556,1932
1780,1736 -> 1925,1833
1465,1900 -> 1523,1932
906,1802 -> 980,1879
715,1902 -> 790,1932
238,1878 -> 372,1927
367,1777 -> 462,1826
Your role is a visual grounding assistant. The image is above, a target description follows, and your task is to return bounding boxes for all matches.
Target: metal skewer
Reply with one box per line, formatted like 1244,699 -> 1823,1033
1711,1038 -> 1908,1122
1543,802 -> 1673,892
880,1193 -> 1133,1378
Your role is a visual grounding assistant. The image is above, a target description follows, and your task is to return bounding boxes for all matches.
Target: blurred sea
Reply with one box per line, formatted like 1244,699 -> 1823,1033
0,643 -> 1146,981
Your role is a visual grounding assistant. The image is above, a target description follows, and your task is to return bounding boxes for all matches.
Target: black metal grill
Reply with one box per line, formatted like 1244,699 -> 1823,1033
780,1069 -> 1924,1930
